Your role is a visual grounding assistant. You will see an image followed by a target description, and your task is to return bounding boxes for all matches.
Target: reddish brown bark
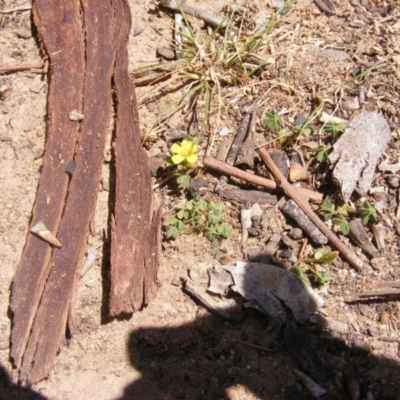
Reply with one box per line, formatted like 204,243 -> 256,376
10,0 -> 161,384
109,0 -> 162,315
10,0 -> 85,368
18,0 -> 117,383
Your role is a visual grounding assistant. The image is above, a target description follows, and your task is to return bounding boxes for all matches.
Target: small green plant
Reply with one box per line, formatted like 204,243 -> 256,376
320,199 -> 350,235
319,199 -> 377,235
315,145 -> 332,163
140,2 -> 293,136
166,197 -> 231,249
323,122 -> 346,140
165,136 -> 200,187
291,247 -> 336,286
262,99 -> 323,148
263,112 -> 282,131
358,200 -> 377,224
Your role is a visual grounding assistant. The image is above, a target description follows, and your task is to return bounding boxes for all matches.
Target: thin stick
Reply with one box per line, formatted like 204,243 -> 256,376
0,63 -> 43,74
226,109 -> 252,165
0,5 -> 32,14
204,156 -> 323,204
258,148 -> 363,270
236,340 -> 276,353
161,0 -> 227,28
174,12 -> 183,59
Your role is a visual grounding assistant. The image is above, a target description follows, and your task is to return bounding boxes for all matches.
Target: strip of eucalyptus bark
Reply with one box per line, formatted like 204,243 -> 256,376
110,0 -> 162,316
10,0 -> 85,370
19,0 -> 116,383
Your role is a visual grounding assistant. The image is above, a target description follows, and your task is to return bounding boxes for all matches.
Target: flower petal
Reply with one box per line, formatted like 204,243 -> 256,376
171,154 -> 185,164
186,154 -> 198,165
180,140 -> 192,149
170,143 -> 182,154
191,144 -> 199,154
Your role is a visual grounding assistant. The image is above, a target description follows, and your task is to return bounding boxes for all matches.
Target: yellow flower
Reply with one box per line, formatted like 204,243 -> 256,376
170,139 -> 199,165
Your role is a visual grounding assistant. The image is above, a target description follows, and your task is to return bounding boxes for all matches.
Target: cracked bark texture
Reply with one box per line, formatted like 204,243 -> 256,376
10,0 -> 161,383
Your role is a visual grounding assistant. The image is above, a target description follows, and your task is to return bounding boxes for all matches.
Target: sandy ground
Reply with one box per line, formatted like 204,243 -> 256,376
1,0 -> 400,399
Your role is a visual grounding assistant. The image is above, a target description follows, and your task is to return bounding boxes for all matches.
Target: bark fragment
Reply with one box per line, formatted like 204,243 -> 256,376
109,0 -> 162,315
281,200 -> 328,245
11,0 -> 161,384
10,0 -> 85,370
329,110 -> 391,201
18,0 -> 117,383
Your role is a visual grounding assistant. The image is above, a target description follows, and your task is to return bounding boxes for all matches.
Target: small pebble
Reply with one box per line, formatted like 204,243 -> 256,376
278,248 -> 292,259
188,178 -> 208,198
379,311 -> 388,324
157,47 -> 175,60
293,114 -> 307,126
101,177 -> 110,191
351,341 -> 372,355
11,50 -> 22,58
14,28 -> 32,39
370,191 -> 388,203
289,228 -> 302,240
69,109 -> 84,121
247,226 -> 259,237
387,175 -> 400,189
65,160 -> 76,175
133,26 -> 145,36
344,96 -> 360,110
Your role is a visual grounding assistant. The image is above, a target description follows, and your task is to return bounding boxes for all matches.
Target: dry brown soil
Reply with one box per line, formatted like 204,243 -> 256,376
1,0 -> 400,399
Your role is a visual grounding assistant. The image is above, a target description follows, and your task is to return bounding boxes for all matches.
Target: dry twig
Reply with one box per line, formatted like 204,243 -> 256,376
161,0 -> 227,28
0,5 -> 32,14
204,156 -> 323,204
0,63 -> 43,74
258,148 -> 363,270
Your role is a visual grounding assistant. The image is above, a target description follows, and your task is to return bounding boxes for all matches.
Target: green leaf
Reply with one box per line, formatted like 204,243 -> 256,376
358,201 -> 377,224
323,122 -> 346,140
168,216 -> 179,226
332,218 -> 350,235
165,156 -> 175,166
314,270 -> 333,285
312,247 -> 339,264
263,113 -> 282,131
175,202 -> 186,211
290,265 -> 311,286
166,226 -> 180,239
277,129 -> 291,146
315,145 -> 332,163
216,226 -> 231,238
293,124 -> 315,137
320,199 -> 335,220
176,174 -> 191,187
176,220 -> 186,231
336,205 -> 349,217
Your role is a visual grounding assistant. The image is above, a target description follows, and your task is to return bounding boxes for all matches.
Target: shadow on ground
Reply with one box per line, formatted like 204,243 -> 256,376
0,364 -> 45,400
118,305 -> 400,400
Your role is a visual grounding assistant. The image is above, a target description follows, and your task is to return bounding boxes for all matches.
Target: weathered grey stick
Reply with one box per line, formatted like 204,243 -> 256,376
215,107 -> 253,192
174,12 -> 183,59
161,0 -> 227,28
349,219 -> 379,258
226,110 -> 252,166
235,104 -> 258,169
258,147 -> 363,270
183,278 -> 242,321
282,200 -> 327,245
